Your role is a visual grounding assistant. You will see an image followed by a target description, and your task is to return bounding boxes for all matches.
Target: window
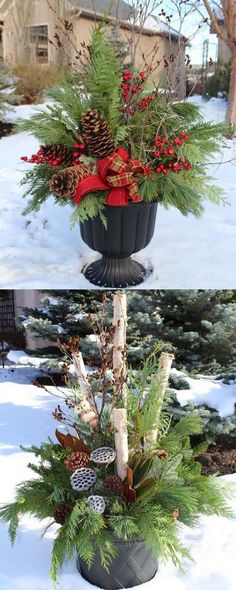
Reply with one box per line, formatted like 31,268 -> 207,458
28,25 -> 48,63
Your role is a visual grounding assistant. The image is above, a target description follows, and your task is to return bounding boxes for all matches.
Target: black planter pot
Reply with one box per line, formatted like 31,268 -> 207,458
78,538 -> 158,590
80,201 -> 158,288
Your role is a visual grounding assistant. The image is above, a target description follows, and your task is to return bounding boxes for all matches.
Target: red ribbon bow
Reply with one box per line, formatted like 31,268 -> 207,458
74,147 -> 145,206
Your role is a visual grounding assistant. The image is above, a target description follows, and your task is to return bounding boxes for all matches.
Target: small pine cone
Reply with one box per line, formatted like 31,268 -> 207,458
81,109 -> 115,159
64,450 -> 89,472
49,164 -> 90,198
53,503 -> 72,524
41,144 -> 74,167
104,475 -> 124,495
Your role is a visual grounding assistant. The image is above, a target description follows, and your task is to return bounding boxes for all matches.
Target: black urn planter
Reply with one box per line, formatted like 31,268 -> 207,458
80,201 -> 158,288
78,538 -> 158,589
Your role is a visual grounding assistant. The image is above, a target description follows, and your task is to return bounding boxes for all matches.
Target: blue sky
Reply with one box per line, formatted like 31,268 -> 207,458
126,0 -> 218,65
161,2 -> 218,65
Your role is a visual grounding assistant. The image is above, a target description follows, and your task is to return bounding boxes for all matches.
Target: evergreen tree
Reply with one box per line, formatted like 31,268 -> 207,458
21,290 -> 236,374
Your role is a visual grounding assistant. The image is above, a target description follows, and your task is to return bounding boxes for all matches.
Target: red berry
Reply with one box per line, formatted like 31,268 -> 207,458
131,86 -> 136,93
156,167 -> 162,173
184,135 -> 189,141
129,108 -> 135,115
154,150 -> 160,157
21,156 -> 28,161
73,151 -> 79,158
79,144 -> 85,150
179,131 -> 185,137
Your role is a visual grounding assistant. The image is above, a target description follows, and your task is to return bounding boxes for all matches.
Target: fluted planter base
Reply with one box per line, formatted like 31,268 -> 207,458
78,538 -> 158,590
80,202 -> 157,288
83,256 -> 147,288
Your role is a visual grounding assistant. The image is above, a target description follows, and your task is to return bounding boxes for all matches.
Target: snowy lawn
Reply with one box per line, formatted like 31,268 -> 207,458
0,97 -> 236,288
0,363 -> 236,590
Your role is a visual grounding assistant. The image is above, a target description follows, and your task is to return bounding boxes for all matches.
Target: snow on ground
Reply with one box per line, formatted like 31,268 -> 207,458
0,364 -> 236,590
0,97 -> 235,288
170,368 -> 236,417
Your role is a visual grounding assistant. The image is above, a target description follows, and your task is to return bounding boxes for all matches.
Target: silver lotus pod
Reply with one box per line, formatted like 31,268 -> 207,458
90,447 -> 116,465
70,468 -> 97,492
88,495 -> 106,514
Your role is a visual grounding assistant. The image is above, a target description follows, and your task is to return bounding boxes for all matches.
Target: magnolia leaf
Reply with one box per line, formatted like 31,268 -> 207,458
135,478 -> 157,499
127,467 -> 134,488
133,456 -> 154,487
55,430 -> 90,453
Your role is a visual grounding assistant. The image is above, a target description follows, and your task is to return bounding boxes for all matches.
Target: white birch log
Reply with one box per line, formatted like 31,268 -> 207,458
112,292 -> 127,402
113,408 -> 129,481
72,351 -> 99,430
145,352 -> 174,449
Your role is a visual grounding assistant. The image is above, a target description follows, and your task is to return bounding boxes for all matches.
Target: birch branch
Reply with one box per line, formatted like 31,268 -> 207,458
72,351 -> 99,430
112,292 -> 127,403
113,408 -> 129,481
145,352 -> 174,448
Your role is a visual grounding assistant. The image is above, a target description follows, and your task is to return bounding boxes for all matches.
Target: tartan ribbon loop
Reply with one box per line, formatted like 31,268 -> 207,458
74,147 -> 145,206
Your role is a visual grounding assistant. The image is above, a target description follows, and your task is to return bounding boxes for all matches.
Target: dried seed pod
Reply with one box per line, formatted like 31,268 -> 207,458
90,447 -> 116,465
70,468 -> 97,492
88,495 -> 106,514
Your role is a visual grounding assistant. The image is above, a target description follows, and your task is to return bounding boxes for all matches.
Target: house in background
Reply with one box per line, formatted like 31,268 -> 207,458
0,290 -> 45,352
0,0 -> 188,98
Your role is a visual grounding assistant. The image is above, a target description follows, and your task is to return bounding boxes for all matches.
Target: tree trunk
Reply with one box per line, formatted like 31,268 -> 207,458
226,48 -> 236,125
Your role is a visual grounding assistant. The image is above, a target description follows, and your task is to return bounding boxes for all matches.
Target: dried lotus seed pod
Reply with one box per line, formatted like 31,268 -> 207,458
88,495 -> 106,514
90,447 -> 116,465
70,468 -> 97,492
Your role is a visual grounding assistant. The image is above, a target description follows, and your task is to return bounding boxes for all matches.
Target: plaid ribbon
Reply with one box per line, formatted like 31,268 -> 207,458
74,147 -> 145,206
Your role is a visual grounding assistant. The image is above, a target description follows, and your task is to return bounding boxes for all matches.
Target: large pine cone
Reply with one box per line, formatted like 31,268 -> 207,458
103,474 -> 124,495
53,502 -> 72,524
64,450 -> 90,472
41,144 -> 74,167
49,164 -> 90,198
81,109 -> 115,159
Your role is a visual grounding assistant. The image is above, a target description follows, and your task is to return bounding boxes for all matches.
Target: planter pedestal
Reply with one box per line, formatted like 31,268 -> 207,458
80,202 -> 157,288
78,538 -> 158,590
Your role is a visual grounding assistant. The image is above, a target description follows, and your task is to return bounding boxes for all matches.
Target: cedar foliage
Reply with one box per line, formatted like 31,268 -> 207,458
16,25 -> 227,223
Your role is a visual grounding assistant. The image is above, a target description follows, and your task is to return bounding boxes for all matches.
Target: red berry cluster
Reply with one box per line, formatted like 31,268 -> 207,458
20,142 -> 86,168
152,131 -> 191,175
72,142 -> 86,166
121,68 -> 153,116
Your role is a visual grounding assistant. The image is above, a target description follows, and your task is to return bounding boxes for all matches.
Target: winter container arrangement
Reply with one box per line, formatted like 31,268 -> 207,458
0,293 -> 233,589
18,26 -> 226,287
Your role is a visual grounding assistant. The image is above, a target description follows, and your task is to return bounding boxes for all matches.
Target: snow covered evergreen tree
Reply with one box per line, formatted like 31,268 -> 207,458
21,290 -> 236,374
